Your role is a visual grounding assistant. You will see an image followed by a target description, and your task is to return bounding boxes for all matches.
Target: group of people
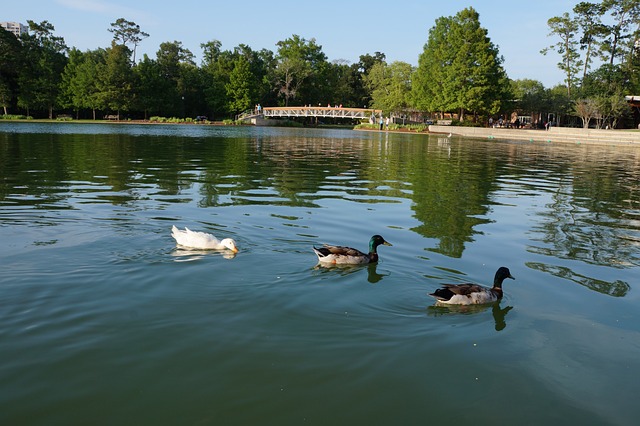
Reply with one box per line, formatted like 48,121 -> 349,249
488,116 -> 524,129
369,113 -> 391,130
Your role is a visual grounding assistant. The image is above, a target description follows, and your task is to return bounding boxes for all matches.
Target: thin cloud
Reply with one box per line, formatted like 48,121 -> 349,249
54,0 -> 155,25
55,0 -> 111,13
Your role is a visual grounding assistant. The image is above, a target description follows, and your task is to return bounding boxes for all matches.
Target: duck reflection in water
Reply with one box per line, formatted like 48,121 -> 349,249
427,302 -> 514,331
171,248 -> 237,261
313,262 -> 388,284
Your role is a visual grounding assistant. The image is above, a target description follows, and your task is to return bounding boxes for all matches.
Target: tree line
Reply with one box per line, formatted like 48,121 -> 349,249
1,2 -> 639,128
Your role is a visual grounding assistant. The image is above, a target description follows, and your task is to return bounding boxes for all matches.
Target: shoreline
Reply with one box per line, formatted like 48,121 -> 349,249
429,125 -> 640,147
3,119 -> 640,147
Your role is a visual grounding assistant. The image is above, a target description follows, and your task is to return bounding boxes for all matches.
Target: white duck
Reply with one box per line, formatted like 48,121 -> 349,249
171,225 -> 238,252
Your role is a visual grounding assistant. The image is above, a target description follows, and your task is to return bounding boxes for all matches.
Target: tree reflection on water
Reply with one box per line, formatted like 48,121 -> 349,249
525,262 -> 630,297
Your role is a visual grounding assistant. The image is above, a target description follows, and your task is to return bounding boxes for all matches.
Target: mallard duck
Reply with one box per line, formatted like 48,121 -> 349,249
313,235 -> 392,264
171,225 -> 238,252
429,267 -> 515,305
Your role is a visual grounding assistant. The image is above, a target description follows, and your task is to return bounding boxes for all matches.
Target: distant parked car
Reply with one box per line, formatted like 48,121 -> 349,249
195,116 -> 208,122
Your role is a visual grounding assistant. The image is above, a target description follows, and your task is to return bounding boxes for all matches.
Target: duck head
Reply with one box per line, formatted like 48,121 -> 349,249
221,238 -> 239,253
494,267 -> 515,287
369,235 -> 392,252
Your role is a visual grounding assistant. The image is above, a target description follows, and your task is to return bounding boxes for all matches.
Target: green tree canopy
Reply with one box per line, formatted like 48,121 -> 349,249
59,48 -> 103,119
96,41 -> 134,116
0,26 -> 23,114
274,35 -> 328,105
412,7 -> 508,121
18,20 -> 68,118
226,56 -> 253,114
542,12 -> 583,98
366,60 -> 414,114
108,18 -> 149,63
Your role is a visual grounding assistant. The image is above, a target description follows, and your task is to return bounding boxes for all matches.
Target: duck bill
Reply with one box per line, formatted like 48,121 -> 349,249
383,241 -> 392,246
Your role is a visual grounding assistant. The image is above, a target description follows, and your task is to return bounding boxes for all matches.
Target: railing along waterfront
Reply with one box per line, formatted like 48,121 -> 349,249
262,106 -> 383,119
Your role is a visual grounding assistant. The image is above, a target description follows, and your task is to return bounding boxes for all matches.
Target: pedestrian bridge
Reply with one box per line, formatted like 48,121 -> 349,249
238,106 -> 383,122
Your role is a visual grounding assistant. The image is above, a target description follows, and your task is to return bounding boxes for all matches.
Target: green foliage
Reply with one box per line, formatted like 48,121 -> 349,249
274,35 -> 327,105
366,61 -> 415,114
0,114 -> 30,119
18,20 -> 68,118
5,5 -> 640,127
412,7 -> 509,121
108,18 -> 149,63
95,42 -> 134,115
226,57 -> 254,114
0,26 -> 23,114
149,116 -> 201,123
541,12 -> 583,98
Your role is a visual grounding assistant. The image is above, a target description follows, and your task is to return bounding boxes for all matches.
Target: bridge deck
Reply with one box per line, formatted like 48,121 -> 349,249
262,106 -> 382,119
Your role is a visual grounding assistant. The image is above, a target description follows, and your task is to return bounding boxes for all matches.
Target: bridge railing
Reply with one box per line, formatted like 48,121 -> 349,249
262,106 -> 382,120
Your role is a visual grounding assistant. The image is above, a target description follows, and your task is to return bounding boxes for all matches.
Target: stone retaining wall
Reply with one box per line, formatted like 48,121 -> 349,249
429,125 -> 640,146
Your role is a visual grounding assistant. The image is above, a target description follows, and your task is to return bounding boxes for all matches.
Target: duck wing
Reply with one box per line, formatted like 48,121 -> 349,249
441,283 -> 487,295
429,283 -> 488,302
318,244 -> 367,257
313,244 -> 371,264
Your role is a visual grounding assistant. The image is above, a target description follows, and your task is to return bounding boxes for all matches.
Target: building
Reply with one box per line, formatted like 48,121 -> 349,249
1,21 -> 28,37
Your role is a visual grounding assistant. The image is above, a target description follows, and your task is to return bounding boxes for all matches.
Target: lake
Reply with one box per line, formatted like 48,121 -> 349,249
1,122 -> 639,425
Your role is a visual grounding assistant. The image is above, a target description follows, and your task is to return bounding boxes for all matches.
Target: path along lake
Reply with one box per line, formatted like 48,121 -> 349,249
1,122 -> 639,425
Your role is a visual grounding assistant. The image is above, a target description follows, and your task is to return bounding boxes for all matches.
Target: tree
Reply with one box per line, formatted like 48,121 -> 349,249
365,61 -> 414,114
546,85 -> 574,125
59,48 -> 103,119
343,53 -> 385,108
412,7 -> 508,121
226,56 -> 253,114
573,2 -> 608,81
581,63 -> 631,128
412,15 -> 454,115
108,18 -> 149,63
155,41 -> 195,116
233,44 -> 276,110
133,54 -> 172,119
594,93 -> 629,128
274,35 -> 328,105
0,26 -> 23,114
542,12 -> 583,98
18,20 -> 68,118
96,41 -> 134,117
574,98 -> 598,127
600,0 -> 640,66
510,79 -> 549,125
275,56 -> 310,106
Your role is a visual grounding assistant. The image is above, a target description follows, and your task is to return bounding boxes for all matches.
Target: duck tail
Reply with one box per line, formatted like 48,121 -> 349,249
312,247 -> 326,259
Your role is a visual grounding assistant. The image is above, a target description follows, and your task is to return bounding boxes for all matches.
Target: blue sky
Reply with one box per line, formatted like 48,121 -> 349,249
5,0 -> 580,87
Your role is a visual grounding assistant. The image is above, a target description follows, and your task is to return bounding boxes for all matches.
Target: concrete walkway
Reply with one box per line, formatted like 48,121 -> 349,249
429,125 -> 640,147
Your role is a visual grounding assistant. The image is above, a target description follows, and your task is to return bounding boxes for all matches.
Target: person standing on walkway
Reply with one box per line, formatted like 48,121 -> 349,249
379,115 -> 384,130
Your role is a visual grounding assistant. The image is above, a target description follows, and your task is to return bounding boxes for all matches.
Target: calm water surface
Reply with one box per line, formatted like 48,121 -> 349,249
1,122 -> 639,425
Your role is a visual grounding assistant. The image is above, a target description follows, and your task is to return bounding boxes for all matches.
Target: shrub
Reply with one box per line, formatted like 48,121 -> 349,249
1,114 -> 30,120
